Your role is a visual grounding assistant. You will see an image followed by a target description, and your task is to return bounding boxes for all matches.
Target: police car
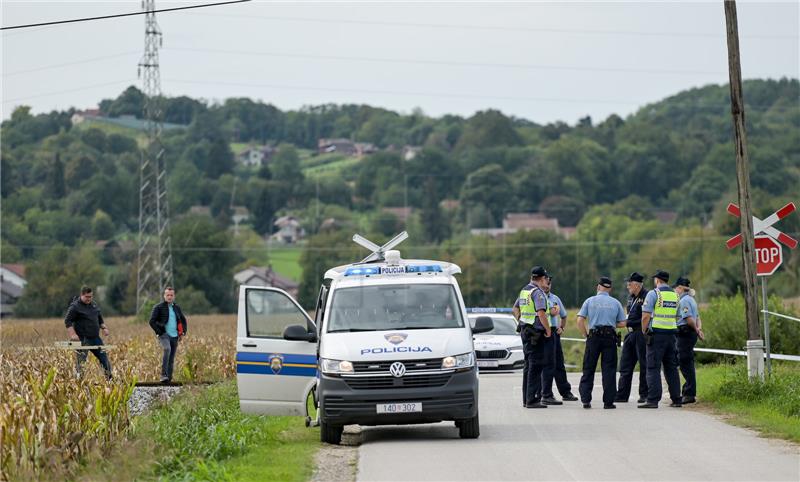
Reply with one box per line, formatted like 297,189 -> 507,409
235,232 -> 493,444
468,308 -> 524,370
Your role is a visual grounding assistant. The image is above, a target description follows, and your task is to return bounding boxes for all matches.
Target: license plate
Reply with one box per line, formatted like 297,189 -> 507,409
477,360 -> 499,368
381,266 -> 406,275
376,402 -> 422,414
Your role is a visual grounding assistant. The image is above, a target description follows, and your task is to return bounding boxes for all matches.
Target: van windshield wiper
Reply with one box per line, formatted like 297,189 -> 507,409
327,328 -> 377,333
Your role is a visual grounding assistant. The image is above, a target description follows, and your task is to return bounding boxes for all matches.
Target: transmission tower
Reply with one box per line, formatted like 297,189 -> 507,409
136,0 -> 173,312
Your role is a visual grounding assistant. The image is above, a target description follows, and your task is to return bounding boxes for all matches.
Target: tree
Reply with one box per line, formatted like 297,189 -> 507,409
420,178 -> 450,242
459,163 -> 511,227
104,86 -> 145,118
269,144 -> 304,185
46,153 -> 66,199
15,245 -> 104,317
297,231 -> 361,307
91,210 -> 115,239
171,215 -> 240,312
455,110 -> 522,150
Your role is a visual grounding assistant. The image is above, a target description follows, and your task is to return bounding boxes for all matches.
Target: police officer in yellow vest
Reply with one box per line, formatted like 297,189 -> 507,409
513,266 -> 552,409
638,270 -> 683,409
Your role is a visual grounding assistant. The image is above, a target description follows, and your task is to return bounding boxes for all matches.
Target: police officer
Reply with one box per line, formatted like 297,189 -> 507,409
513,266 -> 552,409
638,270 -> 682,409
576,277 -> 627,409
615,272 -> 649,404
541,275 -> 578,404
674,277 -> 703,404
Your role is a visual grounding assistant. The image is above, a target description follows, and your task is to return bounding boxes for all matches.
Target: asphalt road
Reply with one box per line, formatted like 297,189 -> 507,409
357,372 -> 800,482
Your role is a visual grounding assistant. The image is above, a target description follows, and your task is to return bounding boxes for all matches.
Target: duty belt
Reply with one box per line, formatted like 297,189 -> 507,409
627,325 -> 641,333
589,327 -> 616,337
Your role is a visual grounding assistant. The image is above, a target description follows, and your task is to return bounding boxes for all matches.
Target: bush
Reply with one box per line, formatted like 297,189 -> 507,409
697,293 -> 800,363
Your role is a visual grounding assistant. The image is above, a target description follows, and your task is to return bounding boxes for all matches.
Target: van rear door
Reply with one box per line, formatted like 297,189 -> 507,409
236,286 -> 317,415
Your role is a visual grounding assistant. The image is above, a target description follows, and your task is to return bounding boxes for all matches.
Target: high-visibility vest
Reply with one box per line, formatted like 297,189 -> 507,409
518,286 -> 543,325
652,289 -> 679,331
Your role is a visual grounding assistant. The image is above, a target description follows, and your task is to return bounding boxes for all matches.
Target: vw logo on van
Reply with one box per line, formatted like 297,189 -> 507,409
389,361 -> 406,378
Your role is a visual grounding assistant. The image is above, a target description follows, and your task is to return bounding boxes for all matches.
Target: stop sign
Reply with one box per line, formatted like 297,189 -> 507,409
755,235 -> 783,276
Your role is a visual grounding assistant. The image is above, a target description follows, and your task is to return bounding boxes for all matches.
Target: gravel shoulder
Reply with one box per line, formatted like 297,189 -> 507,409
311,425 -> 361,482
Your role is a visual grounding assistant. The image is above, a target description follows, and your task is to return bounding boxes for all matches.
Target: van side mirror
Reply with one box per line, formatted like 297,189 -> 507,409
283,324 -> 318,342
472,316 -> 494,334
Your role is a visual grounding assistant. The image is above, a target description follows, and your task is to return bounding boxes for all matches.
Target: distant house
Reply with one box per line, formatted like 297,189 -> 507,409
471,212 -> 562,238
70,108 -> 102,124
355,142 -> 378,157
237,145 -> 277,167
440,199 -> 460,211
188,205 -> 212,217
382,207 -> 413,224
272,216 -> 305,244
1,264 -> 27,317
655,210 -> 678,224
318,138 -> 357,156
319,217 -> 342,232
402,146 -> 422,161
231,206 -> 251,236
234,266 -> 299,298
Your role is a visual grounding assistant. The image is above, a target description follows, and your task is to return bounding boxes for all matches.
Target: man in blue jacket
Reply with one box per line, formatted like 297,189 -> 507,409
149,286 -> 188,383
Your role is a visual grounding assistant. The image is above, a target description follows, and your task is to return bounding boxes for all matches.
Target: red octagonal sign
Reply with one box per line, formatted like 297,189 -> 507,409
755,235 -> 783,276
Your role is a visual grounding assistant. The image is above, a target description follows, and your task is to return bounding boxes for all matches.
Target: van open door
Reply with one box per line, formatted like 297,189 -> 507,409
236,286 -> 318,415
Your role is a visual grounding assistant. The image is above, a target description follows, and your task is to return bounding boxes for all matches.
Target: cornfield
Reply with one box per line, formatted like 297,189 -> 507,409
0,315 -> 237,480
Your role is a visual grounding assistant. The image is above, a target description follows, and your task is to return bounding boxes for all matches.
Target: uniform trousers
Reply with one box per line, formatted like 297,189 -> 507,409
645,332 -> 682,405
578,334 -> 617,405
616,328 -> 648,401
676,330 -> 698,398
521,327 -> 553,405
542,331 -> 572,399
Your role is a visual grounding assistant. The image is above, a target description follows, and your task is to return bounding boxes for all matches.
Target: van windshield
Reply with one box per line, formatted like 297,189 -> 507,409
327,284 -> 464,332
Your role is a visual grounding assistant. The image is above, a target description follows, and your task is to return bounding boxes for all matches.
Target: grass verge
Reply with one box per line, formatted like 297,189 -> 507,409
696,362 -> 800,443
81,381 -> 319,481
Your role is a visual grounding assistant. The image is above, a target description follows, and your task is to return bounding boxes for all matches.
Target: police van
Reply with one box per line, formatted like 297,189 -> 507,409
236,232 -> 493,444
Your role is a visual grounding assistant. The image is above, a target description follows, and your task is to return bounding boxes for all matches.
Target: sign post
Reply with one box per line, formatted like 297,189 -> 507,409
727,203 -> 796,379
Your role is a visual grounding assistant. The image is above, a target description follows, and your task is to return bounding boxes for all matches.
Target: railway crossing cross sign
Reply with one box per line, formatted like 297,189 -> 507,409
726,202 -> 797,276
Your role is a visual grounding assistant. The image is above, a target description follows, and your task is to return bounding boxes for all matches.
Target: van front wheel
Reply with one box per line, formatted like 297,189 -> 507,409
320,420 -> 343,445
458,413 -> 480,439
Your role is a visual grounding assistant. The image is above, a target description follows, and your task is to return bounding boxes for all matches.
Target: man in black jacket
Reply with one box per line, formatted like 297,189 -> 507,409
65,286 -> 113,379
149,286 -> 188,383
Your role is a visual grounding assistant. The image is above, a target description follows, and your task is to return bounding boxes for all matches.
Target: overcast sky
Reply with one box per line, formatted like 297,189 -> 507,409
2,1 -> 798,125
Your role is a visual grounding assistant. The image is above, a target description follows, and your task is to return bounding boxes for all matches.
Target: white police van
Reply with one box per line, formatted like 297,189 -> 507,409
236,232 -> 493,444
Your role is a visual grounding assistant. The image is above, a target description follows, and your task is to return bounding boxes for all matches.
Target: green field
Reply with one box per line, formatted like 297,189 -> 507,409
268,247 -> 303,282
303,155 -> 360,179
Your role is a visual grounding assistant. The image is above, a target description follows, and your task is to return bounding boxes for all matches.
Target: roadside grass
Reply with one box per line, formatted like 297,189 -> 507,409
82,381 -> 319,481
696,362 -> 800,443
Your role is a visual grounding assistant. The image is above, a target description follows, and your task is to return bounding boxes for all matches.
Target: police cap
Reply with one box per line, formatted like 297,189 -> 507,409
598,276 -> 613,288
531,266 -> 549,278
625,272 -> 645,283
653,270 -> 670,282
674,276 -> 691,288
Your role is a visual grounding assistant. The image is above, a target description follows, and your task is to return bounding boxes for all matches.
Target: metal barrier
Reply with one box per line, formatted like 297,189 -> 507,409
559,336 -> 800,362
763,310 -> 800,323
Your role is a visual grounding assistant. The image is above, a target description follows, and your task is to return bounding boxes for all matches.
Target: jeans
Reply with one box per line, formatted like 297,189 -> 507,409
76,336 -> 112,379
542,331 -> 572,398
159,334 -> 179,381
617,329 -> 648,401
578,335 -> 617,405
677,330 -> 698,397
645,333 -> 682,405
521,328 -> 553,405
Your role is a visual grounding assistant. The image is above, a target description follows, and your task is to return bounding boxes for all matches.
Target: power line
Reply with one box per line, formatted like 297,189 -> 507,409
163,77 -> 792,110
165,46 -> 734,77
0,0 -> 251,31
187,11 -> 799,40
1,79 -> 136,104
3,51 -> 139,77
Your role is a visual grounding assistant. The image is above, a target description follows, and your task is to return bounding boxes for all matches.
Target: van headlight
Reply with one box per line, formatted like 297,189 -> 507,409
509,345 -> 523,351
320,358 -> 354,375
442,352 -> 474,370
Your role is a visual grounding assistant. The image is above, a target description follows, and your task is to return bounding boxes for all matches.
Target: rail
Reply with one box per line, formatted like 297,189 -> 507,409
763,310 -> 800,323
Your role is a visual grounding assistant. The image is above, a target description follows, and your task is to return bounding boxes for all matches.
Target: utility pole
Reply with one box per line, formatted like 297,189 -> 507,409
724,1 -> 760,340
136,0 -> 173,313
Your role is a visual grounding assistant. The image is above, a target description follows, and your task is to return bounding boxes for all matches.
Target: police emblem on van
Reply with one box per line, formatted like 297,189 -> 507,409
384,333 -> 408,345
269,354 -> 284,374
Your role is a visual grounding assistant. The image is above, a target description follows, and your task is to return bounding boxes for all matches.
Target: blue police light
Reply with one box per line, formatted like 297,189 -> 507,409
344,266 -> 380,276
466,307 -> 513,313
406,264 -> 443,273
